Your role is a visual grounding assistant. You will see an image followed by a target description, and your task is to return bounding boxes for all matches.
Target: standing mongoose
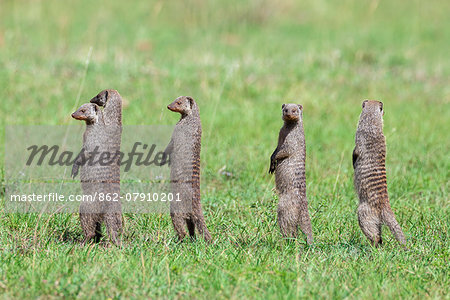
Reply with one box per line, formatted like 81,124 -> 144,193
165,96 -> 211,242
71,92 -> 123,246
269,104 -> 313,245
353,100 -> 406,247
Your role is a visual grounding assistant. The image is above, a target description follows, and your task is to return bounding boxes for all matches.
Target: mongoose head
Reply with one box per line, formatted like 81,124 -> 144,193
362,100 -> 384,116
282,103 -> 303,123
361,100 -> 384,119
72,103 -> 100,124
358,100 -> 384,132
90,89 -> 119,107
167,96 -> 196,116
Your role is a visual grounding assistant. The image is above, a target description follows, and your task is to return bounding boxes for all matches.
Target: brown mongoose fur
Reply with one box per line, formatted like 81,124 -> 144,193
71,92 -> 123,246
165,96 -> 211,242
353,100 -> 406,247
269,103 -> 313,245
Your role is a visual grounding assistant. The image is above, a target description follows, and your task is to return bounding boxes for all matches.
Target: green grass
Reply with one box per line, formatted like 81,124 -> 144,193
0,0 -> 449,298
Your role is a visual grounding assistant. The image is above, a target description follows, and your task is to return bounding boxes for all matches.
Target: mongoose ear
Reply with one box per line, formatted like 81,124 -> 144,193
379,101 -> 383,111
298,104 -> 303,111
362,100 -> 368,108
186,96 -> 194,109
282,104 -> 286,109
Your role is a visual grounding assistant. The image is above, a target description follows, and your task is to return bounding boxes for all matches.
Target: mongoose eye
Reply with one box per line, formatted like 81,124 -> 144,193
81,109 -> 85,113
284,109 -> 288,113
291,109 -> 296,113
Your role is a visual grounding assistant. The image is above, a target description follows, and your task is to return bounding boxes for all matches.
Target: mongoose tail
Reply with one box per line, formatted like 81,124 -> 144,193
382,208 -> 406,246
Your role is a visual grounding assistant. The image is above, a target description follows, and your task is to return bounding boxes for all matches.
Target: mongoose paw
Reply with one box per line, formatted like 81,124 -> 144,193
352,147 -> 359,169
71,164 -> 79,178
269,161 -> 277,174
162,153 -> 171,166
269,149 -> 278,174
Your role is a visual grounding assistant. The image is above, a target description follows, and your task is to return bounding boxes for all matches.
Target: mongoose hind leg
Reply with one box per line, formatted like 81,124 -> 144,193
80,213 -> 98,246
94,222 -> 102,243
277,200 -> 299,239
171,213 -> 187,242
382,208 -> 406,246
298,203 -> 314,245
358,204 -> 382,247
277,214 -> 298,239
186,218 -> 196,239
105,212 -> 122,247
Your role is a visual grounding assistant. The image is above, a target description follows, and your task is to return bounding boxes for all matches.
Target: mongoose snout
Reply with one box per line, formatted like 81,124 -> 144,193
90,89 -> 109,107
71,112 -> 86,120
71,103 -> 99,123
167,96 -> 194,114
282,103 -> 302,122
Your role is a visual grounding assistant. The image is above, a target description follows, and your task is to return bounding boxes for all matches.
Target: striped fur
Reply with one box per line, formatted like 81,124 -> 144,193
269,104 -> 313,245
166,96 -> 211,242
71,92 -> 123,246
353,100 -> 406,247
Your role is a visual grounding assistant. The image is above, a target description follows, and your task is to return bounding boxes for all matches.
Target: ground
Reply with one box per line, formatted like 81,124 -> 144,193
0,0 -> 449,298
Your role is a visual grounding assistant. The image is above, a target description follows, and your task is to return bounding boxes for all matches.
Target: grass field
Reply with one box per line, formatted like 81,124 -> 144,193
1,0 -> 449,298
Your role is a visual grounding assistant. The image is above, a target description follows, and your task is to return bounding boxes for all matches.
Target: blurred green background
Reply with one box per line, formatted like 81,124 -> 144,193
0,0 -> 448,298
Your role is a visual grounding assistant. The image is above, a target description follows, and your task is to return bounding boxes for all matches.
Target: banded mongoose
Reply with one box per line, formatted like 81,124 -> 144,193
89,89 -> 123,245
71,91 -> 123,246
269,104 -> 313,245
165,96 -> 211,242
353,100 -> 406,247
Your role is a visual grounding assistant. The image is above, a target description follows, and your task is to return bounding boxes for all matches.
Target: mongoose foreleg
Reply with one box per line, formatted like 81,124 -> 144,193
71,149 -> 91,178
269,146 -> 289,174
